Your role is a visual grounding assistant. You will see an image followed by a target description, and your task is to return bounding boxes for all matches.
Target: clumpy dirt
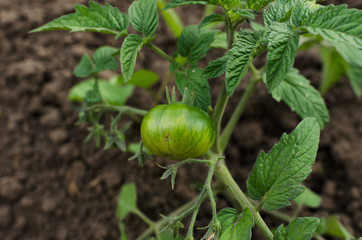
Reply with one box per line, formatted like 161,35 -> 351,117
0,0 -> 361,239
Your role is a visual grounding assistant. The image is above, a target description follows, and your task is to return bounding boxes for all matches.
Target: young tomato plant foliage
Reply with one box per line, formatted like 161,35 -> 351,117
32,0 -> 362,239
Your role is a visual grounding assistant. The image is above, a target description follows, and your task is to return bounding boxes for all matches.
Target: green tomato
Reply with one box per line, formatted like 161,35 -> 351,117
141,103 -> 216,161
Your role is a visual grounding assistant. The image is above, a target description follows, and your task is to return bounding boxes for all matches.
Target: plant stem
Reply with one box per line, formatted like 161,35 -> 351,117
154,70 -> 173,105
219,67 -> 263,152
132,208 -> 155,227
215,161 -> 274,240
146,43 -> 175,64
211,13 -> 235,154
88,104 -> 148,116
136,197 -> 198,240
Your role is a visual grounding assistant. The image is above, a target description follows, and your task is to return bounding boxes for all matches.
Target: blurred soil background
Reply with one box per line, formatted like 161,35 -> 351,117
0,0 -> 361,239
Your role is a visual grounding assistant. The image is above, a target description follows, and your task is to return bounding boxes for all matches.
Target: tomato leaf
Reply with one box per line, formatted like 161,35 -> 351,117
274,217 -> 320,240
247,118 -> 320,211
93,46 -> 119,72
290,1 -> 317,28
199,14 -> 225,29
217,208 -> 254,240
270,68 -> 329,129
266,23 -> 299,92
294,188 -> 321,208
117,183 -> 138,220
202,55 -> 228,79
303,5 -> 362,50
246,0 -> 274,10
128,0 -> 158,37
110,69 -> 159,89
175,67 -> 211,112
163,0 -> 212,10
73,54 -> 94,78
178,25 -> 217,66
157,0 -> 183,38
264,0 -> 297,28
317,216 -> 354,239
30,1 -> 129,38
319,46 -> 345,96
68,78 -> 134,106
226,30 -> 263,96
121,34 -> 143,83
345,63 -> 362,97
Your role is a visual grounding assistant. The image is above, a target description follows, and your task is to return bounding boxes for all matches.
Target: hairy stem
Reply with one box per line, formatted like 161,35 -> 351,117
88,104 -> 148,116
146,43 -> 176,64
219,66 -> 264,152
215,160 -> 274,240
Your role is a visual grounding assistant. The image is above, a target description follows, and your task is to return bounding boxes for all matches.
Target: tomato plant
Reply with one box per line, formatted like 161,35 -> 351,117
32,0 -> 362,239
141,103 -> 216,161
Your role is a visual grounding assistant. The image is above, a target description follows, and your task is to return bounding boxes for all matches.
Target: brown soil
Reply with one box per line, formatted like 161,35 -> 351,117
0,0 -> 361,239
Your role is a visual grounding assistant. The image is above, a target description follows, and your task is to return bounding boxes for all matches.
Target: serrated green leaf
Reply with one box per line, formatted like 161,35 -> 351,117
303,5 -> 362,50
117,183 -> 138,220
266,23 -> 299,92
264,0 -> 298,28
271,68 -> 329,129
68,78 -> 134,106
178,25 -> 217,66
199,14 -> 225,28
74,54 -> 94,78
274,217 -> 320,240
121,34 -> 143,83
226,30 -> 263,96
319,45 -> 345,96
31,1 -> 129,37
217,208 -> 254,240
174,67 -> 211,112
334,43 -> 362,67
247,118 -> 320,211
294,188 -> 321,208
290,1 -> 316,28
110,69 -> 159,89
202,55 -> 228,79
157,0 -> 183,38
93,46 -> 120,72
129,0 -> 159,37
163,0 -> 211,10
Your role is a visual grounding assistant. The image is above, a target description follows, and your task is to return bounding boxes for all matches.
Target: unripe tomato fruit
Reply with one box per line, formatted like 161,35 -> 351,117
141,103 -> 216,161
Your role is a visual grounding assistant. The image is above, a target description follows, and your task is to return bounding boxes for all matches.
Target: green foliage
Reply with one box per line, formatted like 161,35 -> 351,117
247,0 -> 274,11
294,188 -> 321,208
164,0 -> 213,10
226,30 -> 263,96
270,68 -> 329,129
217,208 -> 254,240
264,0 -> 297,27
129,0 -> 159,37
202,55 -> 228,79
110,69 -> 159,89
199,14 -> 225,28
317,216 -> 354,239
290,1 -> 316,28
175,67 -> 211,112
117,183 -> 138,220
177,25 -> 217,66
247,118 -> 320,211
274,217 -> 320,240
30,1 -> 129,38
74,46 -> 120,78
157,0 -> 183,38
121,34 -> 143,83
303,5 -> 362,50
68,78 -> 134,106
319,45 -> 345,96
266,23 -> 299,92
